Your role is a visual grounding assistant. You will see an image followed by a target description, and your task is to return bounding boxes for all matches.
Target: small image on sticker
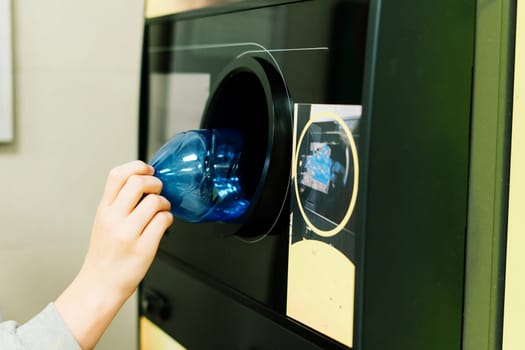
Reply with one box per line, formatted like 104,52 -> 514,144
293,103 -> 361,238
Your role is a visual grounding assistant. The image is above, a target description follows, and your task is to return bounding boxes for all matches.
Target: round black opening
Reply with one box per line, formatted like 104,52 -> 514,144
204,71 -> 268,203
201,56 -> 292,237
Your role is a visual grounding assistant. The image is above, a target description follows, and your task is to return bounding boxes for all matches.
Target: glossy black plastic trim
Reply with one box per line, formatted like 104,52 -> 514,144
201,55 -> 292,237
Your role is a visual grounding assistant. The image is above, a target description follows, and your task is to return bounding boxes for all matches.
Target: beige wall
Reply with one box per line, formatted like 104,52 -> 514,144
0,1 -> 145,349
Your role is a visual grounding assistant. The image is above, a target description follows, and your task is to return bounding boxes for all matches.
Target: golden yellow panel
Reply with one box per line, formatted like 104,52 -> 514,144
287,239 -> 355,348
140,317 -> 187,350
145,0 -> 242,18
502,2 -> 525,349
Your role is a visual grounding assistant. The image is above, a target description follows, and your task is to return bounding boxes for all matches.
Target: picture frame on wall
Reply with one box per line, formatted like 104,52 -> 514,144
0,0 -> 13,143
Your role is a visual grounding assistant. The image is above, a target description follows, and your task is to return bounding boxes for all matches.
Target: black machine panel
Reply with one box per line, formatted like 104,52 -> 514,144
141,0 -> 368,334
139,0 -> 475,349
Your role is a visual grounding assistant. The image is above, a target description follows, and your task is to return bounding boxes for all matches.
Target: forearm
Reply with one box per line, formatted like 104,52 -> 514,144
54,161 -> 172,350
55,267 -> 129,350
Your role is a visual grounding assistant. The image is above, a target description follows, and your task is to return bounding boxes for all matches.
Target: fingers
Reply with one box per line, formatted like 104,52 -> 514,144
101,161 -> 154,206
139,210 -> 174,253
126,193 -> 171,236
112,175 -> 163,216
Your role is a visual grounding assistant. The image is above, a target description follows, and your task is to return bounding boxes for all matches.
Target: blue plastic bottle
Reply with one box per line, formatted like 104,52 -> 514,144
149,129 -> 250,223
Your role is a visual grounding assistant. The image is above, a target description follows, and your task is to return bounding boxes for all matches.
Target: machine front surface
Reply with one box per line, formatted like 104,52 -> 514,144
140,0 -> 369,349
139,0 -> 476,349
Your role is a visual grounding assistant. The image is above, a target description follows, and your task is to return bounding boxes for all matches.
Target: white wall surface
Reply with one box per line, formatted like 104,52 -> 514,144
0,1 -> 145,349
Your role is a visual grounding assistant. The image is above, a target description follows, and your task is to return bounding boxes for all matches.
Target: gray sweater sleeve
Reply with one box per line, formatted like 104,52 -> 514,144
0,303 -> 81,349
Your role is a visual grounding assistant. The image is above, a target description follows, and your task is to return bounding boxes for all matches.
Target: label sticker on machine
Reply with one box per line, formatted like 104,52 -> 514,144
287,103 -> 361,348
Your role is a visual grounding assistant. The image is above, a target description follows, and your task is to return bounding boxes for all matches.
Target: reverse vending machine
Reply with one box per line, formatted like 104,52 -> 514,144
138,1 -> 515,349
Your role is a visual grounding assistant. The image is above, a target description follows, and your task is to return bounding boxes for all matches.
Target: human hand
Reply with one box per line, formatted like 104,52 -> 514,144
80,160 -> 173,299
55,160 -> 173,350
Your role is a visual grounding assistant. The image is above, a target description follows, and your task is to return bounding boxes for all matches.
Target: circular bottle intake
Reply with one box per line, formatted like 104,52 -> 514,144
201,55 -> 292,237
